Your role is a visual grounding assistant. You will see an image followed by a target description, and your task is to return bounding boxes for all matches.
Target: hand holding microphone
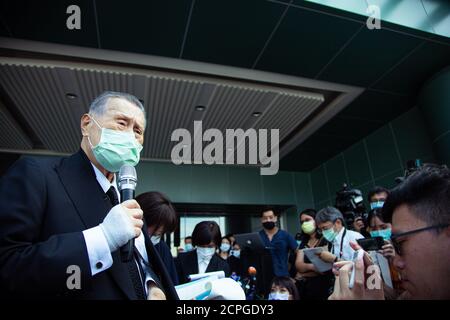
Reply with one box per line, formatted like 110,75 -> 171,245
99,165 -> 141,261
99,200 -> 143,252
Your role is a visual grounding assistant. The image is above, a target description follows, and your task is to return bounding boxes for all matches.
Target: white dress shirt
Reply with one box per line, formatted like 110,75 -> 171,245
197,250 -> 213,274
82,163 -> 153,295
330,227 -> 365,261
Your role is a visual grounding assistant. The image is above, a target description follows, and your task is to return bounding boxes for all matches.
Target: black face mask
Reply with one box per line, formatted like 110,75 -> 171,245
262,221 -> 276,230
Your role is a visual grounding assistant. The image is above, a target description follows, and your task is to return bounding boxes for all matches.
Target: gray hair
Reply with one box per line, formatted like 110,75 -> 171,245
89,91 -> 146,126
315,206 -> 344,225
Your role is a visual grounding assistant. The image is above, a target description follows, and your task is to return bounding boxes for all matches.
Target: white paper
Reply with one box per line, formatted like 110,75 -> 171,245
303,247 -> 333,273
175,277 -> 245,300
204,278 -> 246,300
175,275 -> 219,300
188,270 -> 225,282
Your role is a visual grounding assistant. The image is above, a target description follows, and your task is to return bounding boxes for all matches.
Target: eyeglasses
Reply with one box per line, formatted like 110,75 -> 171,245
391,224 -> 449,255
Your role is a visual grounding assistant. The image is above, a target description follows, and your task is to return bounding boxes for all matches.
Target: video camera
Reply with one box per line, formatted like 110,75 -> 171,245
335,183 -> 367,228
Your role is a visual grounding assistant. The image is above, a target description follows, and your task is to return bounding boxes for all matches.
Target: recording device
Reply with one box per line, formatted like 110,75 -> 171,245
348,249 -> 364,289
240,266 -> 258,300
118,165 -> 138,262
395,159 -> 423,184
335,183 -> 367,228
357,237 -> 384,251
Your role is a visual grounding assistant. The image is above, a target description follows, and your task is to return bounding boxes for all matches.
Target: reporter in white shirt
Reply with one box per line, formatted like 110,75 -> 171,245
315,207 -> 364,262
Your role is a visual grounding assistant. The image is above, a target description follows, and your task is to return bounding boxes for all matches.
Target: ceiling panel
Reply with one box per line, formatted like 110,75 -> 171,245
280,89 -> 416,171
338,89 -> 415,123
0,0 -> 98,47
146,77 -> 206,159
317,28 -> 423,86
255,5 -> 361,78
96,0 -> 193,57
181,0 -> 286,68
0,64 -> 81,152
0,60 -> 327,164
0,100 -> 32,149
372,41 -> 450,94
253,94 -> 323,140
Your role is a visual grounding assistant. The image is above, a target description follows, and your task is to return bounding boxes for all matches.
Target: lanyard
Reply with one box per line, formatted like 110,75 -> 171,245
332,228 -> 347,259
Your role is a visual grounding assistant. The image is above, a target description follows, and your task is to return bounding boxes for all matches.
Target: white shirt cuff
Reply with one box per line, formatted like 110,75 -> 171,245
82,226 -> 114,276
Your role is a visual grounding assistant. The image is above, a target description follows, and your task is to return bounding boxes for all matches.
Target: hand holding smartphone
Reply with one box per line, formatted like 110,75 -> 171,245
348,249 -> 364,289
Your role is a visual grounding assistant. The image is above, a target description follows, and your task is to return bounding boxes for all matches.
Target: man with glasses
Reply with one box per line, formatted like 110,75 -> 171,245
384,164 -> 450,300
315,207 -> 364,262
329,164 -> 450,300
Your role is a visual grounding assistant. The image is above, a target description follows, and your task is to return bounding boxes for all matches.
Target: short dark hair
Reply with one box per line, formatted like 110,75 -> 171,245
270,276 -> 299,300
367,186 -> 390,202
192,221 -> 222,247
261,206 -> 277,217
382,164 -> 450,226
315,206 -> 344,225
135,191 -> 177,234
299,208 -> 317,219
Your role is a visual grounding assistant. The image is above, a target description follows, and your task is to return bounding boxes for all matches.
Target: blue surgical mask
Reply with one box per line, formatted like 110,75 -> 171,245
197,247 -> 216,259
88,116 -> 143,172
370,228 -> 391,241
220,243 -> 231,252
268,292 -> 289,300
185,243 -> 193,252
370,201 -> 385,210
232,250 -> 240,258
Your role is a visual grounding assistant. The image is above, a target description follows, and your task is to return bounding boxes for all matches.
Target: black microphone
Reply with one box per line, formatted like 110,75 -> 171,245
118,165 -> 138,262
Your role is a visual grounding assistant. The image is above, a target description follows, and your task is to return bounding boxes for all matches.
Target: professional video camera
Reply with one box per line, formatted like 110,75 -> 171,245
395,159 -> 423,184
335,183 -> 367,228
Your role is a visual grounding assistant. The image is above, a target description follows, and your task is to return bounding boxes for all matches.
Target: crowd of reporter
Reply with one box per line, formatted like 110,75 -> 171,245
124,163 -> 450,300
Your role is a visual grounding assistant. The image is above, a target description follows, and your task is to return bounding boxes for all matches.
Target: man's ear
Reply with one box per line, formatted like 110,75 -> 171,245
80,114 -> 91,136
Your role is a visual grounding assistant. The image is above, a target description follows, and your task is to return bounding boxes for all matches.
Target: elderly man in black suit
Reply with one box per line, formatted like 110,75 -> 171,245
0,91 -> 178,300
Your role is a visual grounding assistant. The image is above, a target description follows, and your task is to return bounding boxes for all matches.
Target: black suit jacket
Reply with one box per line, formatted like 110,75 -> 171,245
0,150 -> 178,300
175,250 -> 230,284
155,241 -> 179,285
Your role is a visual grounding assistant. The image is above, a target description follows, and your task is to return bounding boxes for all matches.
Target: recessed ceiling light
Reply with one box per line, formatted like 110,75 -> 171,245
66,93 -> 77,100
252,112 -> 262,117
195,105 -> 206,111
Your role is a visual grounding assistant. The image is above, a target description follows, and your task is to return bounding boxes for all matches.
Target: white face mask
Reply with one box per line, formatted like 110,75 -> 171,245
220,243 -> 231,252
150,235 -> 161,245
197,247 -> 216,259
268,292 -> 289,300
